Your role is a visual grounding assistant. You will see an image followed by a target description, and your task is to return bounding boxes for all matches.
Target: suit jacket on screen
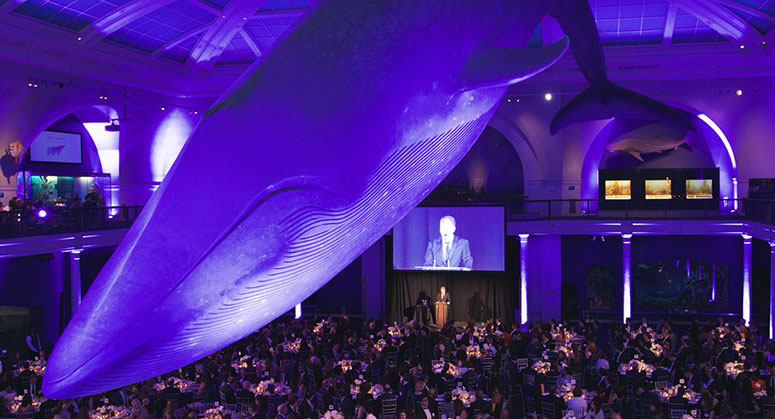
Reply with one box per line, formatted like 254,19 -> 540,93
424,236 -> 473,269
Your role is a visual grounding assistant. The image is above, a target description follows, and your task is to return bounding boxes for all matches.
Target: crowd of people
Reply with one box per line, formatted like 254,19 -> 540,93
1,314 -> 774,419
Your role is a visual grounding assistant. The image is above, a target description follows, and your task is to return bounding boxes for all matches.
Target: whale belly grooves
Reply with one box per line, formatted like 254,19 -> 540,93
43,103 -> 500,397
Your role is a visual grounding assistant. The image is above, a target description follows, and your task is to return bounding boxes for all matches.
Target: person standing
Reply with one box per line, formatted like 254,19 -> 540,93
435,286 -> 450,327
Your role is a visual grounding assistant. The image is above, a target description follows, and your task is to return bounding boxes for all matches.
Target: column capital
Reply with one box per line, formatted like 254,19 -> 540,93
518,233 -> 530,241
769,241 -> 775,250
742,233 -> 753,242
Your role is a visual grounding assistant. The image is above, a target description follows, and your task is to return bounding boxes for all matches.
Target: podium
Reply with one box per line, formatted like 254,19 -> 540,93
435,301 -> 449,326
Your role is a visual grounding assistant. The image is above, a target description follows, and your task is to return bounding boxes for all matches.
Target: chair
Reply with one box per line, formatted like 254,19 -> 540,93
654,380 -> 670,390
540,401 -> 556,419
570,406 -> 587,417
370,366 -> 382,383
174,407 -> 185,418
381,395 -> 398,419
193,390 -> 207,403
267,395 -> 283,414
561,410 -> 576,418
601,402 -> 613,419
669,409 -> 686,419
516,358 -> 528,369
224,403 -> 238,412
437,401 -> 454,419
481,356 -> 493,373
197,403 -> 215,413
523,393 -> 537,416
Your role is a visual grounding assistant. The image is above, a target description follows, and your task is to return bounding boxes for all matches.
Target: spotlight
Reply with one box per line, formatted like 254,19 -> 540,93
736,89 -> 743,96
37,209 -> 48,218
740,45 -> 745,49
544,92 -> 552,101
27,82 -> 33,87
193,109 -> 198,115
161,104 -> 166,111
77,36 -> 82,41
507,98 -> 512,103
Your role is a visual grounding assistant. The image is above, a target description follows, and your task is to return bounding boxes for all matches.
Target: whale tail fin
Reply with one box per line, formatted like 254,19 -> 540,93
550,81 -> 695,134
459,36 -> 569,91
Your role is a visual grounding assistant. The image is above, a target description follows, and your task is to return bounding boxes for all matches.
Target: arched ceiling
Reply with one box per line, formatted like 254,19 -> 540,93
0,0 -> 772,69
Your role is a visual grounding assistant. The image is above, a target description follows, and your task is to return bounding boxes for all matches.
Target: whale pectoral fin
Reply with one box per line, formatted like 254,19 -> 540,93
550,82 -> 695,134
629,151 -> 644,162
459,36 -> 569,91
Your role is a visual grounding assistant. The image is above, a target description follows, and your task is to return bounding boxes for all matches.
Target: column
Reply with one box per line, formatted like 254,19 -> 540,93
295,303 -> 302,319
69,249 -> 82,314
622,234 -> 632,324
519,234 -> 529,325
769,242 -> 775,339
742,234 -> 752,325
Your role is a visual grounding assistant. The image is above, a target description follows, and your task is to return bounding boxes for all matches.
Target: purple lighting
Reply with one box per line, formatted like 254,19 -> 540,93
742,234 -> 752,325
622,234 -> 632,324
519,234 -> 529,325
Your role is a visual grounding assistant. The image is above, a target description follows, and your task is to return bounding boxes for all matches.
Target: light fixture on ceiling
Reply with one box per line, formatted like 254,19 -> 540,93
736,89 -> 743,96
544,92 -> 552,101
161,104 -> 166,111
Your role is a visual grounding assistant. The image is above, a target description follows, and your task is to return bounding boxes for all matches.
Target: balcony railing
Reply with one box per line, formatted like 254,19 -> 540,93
505,199 -> 775,224
0,206 -> 144,238
2,199 -> 775,239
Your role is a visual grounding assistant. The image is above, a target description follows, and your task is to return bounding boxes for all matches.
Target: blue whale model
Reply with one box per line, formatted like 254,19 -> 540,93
43,0 -> 690,398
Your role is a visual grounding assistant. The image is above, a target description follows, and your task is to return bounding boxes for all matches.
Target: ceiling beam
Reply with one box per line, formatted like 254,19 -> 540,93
714,0 -> 775,25
670,0 -> 763,47
238,28 -> 261,58
663,3 -> 678,47
247,8 -> 307,21
152,23 -> 211,57
78,0 -> 178,48
188,0 -> 269,70
183,0 -> 222,14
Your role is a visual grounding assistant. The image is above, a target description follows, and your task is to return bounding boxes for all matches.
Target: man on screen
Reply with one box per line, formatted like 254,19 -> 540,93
423,215 -> 473,269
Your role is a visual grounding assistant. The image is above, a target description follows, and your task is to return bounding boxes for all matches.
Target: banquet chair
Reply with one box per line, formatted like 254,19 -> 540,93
197,403 -> 215,413
762,401 -> 775,415
654,380 -> 670,390
523,392 -> 537,416
540,401 -> 556,419
600,402 -> 613,418
224,403 -> 238,412
561,410 -> 576,418
516,358 -> 528,369
481,357 -> 493,374
381,394 -> 397,419
437,401 -> 454,419
570,406 -> 587,417
193,389 -> 207,403
669,409 -> 686,419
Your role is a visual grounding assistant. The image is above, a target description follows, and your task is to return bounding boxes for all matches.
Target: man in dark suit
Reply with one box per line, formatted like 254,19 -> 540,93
424,216 -> 473,269
414,394 -> 436,419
